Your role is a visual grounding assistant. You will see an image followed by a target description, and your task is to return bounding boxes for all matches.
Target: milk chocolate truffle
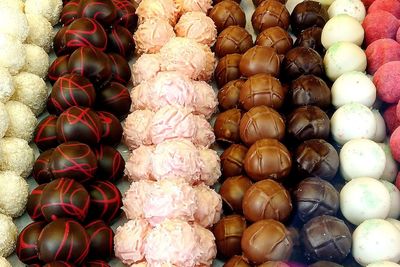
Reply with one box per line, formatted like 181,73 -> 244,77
220,175 -> 253,213
48,55 -> 70,84
239,74 -> 285,111
291,1 -> 329,35
294,27 -> 324,54
255,26 -> 293,55
85,220 -> 114,260
94,145 -> 125,181
213,215 -> 247,259
27,184 -> 46,221
239,46 -> 281,78
244,139 -> 292,181
60,0 -> 80,26
16,221 -> 46,264
242,179 -> 292,222
282,47 -> 323,81
241,219 -> 293,264
252,0 -> 290,33
96,111 -> 123,146
209,1 -> 246,33
108,53 -> 131,85
286,106 -> 330,142
34,115 -> 59,151
221,144 -> 248,178
224,256 -> 250,267
33,149 -> 54,184
288,75 -> 331,109
295,139 -> 339,181
301,215 -> 351,262
78,0 -> 117,26
239,106 -> 285,146
215,26 -> 253,58
96,82 -> 131,119
215,108 -> 242,144
107,25 -> 134,58
215,53 -> 242,88
294,177 -> 339,222
218,79 -> 245,111
53,27 -> 68,56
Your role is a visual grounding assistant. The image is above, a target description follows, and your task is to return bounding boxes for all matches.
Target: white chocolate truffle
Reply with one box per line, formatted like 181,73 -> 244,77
0,33 -> 26,75
0,0 -> 24,12
322,14 -> 364,49
0,67 -> 14,103
382,181 -> 400,219
0,257 -> 11,267
21,44 -> 49,79
24,0 -> 63,26
379,143 -> 398,183
328,0 -> 366,22
386,218 -> 400,232
0,213 -> 17,257
373,110 -> 387,143
353,219 -> 400,266
0,102 -> 8,139
0,171 -> 28,217
341,177 -> 390,225
25,14 -> 53,53
0,137 -> 34,178
0,7 -> 28,42
340,139 -> 386,181
367,262 -> 400,267
331,103 -> 376,145
324,41 -> 367,81
331,71 -> 376,108
4,101 -> 37,141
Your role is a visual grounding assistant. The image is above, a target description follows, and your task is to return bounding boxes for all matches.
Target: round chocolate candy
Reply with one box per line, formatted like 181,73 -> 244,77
287,75 -> 331,109
224,256 -> 250,267
60,0 -> 80,26
34,115 -> 59,151
220,144 -> 248,178
294,27 -> 324,54
244,139 -> 292,181
85,220 -> 114,260
16,221 -> 46,264
78,0 -> 117,25
294,177 -> 339,222
112,0 -> 137,32
107,25 -> 134,58
38,219 -> 90,264
239,106 -> 286,146
215,0 -> 241,3
209,0 -> 246,33
53,27 -> 68,56
96,82 -> 132,119
220,175 -> 253,213
108,53 -> 131,85
215,26 -> 253,58
83,260 -> 110,267
94,145 -> 125,181
239,46 -> 281,78
301,215 -> 351,262
218,79 -> 245,111
27,184 -> 46,221
50,142 -> 97,183
239,73 -> 284,111
96,111 -> 123,146
295,139 -> 339,181
241,219 -> 293,264
215,53 -> 242,88
252,0 -> 290,33
56,107 -> 103,146
253,0 -> 286,5
214,108 -> 242,144
44,263 -> 76,267
282,47 -> 323,81
255,26 -> 293,55
291,1 -> 329,35
48,55 -> 70,84
309,261 -> 343,267
213,215 -> 247,259
33,149 -> 55,184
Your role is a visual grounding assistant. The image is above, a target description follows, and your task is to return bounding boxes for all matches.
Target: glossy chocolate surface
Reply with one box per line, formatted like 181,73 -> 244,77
256,26 -> 293,55
27,184 -> 46,221
282,47 -> 323,81
96,82 -> 131,119
107,25 -> 135,58
291,1 -> 329,34
239,46 -> 281,78
34,115 -> 59,151
215,108 -> 242,144
220,144 -> 248,178
288,75 -> 330,109
218,79 -> 246,111
94,145 -> 125,181
78,0 -> 117,25
220,175 -> 253,213
252,0 -> 290,32
33,149 -> 55,184
215,53 -> 242,88
96,111 -> 123,146
215,26 -> 253,58
16,221 -> 46,264
209,1 -> 246,33
85,220 -> 114,260
294,27 -> 324,54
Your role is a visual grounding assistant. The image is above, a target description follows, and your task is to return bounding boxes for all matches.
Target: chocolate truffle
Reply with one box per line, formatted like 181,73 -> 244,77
78,0 -> 117,25
44,263 -> 76,267
27,184 -> 46,221
221,144 -> 248,178
286,106 -> 330,142
215,108 -> 242,144
108,53 -> 131,85
309,261 -> 343,267
291,1 -> 329,35
213,215 -> 247,259
215,53 -> 242,88
60,0 -> 80,26
294,177 -> 339,222
85,220 -> 114,260
239,106 -> 286,146
244,139 -> 292,181
96,111 -> 123,146
295,139 -> 339,181
220,175 -> 253,213
241,219 -> 293,264
38,219 -> 90,264
252,0 -> 290,33
113,0 -> 138,33
209,1 -> 246,33
301,215 -> 351,262
96,82 -> 131,119
215,26 -> 253,58
94,145 -> 125,181
107,25 -> 135,58
255,26 -> 293,55
16,221 -> 46,264
83,260 -> 110,267
218,79 -> 245,111
224,256 -> 251,267
288,75 -> 331,109
33,149 -> 55,184
48,55 -> 70,84
239,46 -> 281,78
282,47 -> 324,81
239,73 -> 285,110
294,27 -> 324,54
34,115 -> 59,151
50,142 -> 97,183
242,179 -> 292,222
53,27 -> 68,57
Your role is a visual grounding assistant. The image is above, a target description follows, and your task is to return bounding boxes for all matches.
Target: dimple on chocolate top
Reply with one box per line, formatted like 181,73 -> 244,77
215,108 -> 242,144
255,26 -> 293,55
218,79 -> 246,111
215,53 -> 243,88
252,0 -> 290,33
282,47 -> 323,81
220,144 -> 249,178
209,0 -> 246,33
215,26 -> 254,58
220,175 -> 253,214
290,1 -> 329,35
294,27 -> 324,55
288,75 -> 331,109
239,46 -> 281,78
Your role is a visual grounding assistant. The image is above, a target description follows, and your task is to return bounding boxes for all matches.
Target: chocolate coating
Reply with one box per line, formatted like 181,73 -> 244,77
215,26 -> 253,58
224,256 -> 250,267
291,1 -> 329,35
27,184 -> 46,221
83,260 -> 110,267
288,75 -> 330,109
239,46 -> 281,78
96,111 -> 123,146
33,149 -> 55,184
309,261 -> 343,267
112,0 -> 138,33
48,55 -> 70,85
96,82 -> 131,119
53,27 -> 68,56
16,221 -> 46,264
221,144 -> 248,178
108,53 -> 131,85
252,0 -> 290,33
61,0 -> 80,26
78,0 -> 117,25
94,145 -> 125,181
209,1 -> 246,33
85,220 -> 114,260
294,27 -> 323,54
107,25 -> 134,58
282,47 -> 323,81
218,79 -> 245,111
44,262 -> 76,267
253,0 -> 286,4
220,175 -> 253,213
256,26 -> 293,55
34,115 -> 59,151
215,108 -> 242,144
215,53 -> 242,88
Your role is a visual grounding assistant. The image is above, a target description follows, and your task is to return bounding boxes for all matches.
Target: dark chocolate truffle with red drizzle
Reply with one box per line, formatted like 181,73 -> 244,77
96,111 -> 123,146
34,115 -> 59,151
37,219 -> 90,264
53,27 -> 68,56
56,107 -> 103,146
83,260 -> 110,267
78,0 -> 117,26
85,220 -> 114,260
48,55 -> 70,85
108,53 -> 131,85
107,25 -> 134,58
16,221 -> 46,265
87,180 -> 122,224
96,82 -> 131,119
49,142 -> 97,182
215,53 -> 242,88
27,184 -> 47,221
33,149 -> 54,184
94,145 -> 124,181
112,0 -> 137,33
60,0 -> 80,26
44,263 -> 77,267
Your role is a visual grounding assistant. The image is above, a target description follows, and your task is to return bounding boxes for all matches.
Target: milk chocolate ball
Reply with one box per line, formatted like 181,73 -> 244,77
291,1 -> 329,35
221,144 -> 248,178
255,26 -> 293,55
220,175 -> 253,213
215,108 -> 242,144
209,1 -> 246,33
252,0 -> 290,33
218,79 -> 246,111
294,27 -> 324,54
215,26 -> 253,58
239,106 -> 285,146
239,46 -> 281,78
224,256 -> 250,267
282,47 -> 323,81
215,54 -> 242,88
288,75 -> 331,109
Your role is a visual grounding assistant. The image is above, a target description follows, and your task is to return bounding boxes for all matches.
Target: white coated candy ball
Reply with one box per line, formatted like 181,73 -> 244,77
0,67 -> 13,103
25,0 -> 63,26
25,14 -> 53,53
367,262 -> 400,267
0,257 -> 11,267
386,218 -> 400,232
21,44 -> 49,79
379,144 -> 398,183
0,213 -> 17,257
0,0 -> 24,12
0,171 -> 28,218
322,14 -> 364,49
328,0 -> 366,22
0,102 -> 8,139
0,137 -> 34,178
353,219 -> 400,266
331,103 -> 376,145
0,7 -> 28,42
11,72 -> 48,116
4,101 -> 37,141
0,33 -> 25,75
382,181 -> 400,219
324,41 -> 367,81
340,177 -> 390,225
373,110 -> 386,143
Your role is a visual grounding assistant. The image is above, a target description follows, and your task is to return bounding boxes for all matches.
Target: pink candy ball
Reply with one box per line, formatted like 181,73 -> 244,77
384,105 -> 400,134
368,0 -> 400,19
366,39 -> 400,74
362,11 -> 400,45
390,126 -> 400,162
373,61 -> 400,103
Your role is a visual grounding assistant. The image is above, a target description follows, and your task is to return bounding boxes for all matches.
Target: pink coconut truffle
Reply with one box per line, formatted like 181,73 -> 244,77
192,81 -> 218,118
175,12 -> 217,46
362,11 -> 400,45
132,54 -> 162,86
390,126 -> 400,162
384,105 -> 400,134
373,61 -> 400,103
192,223 -> 218,266
193,183 -> 222,227
174,0 -> 212,14
136,0 -> 179,25
366,39 -> 400,74
368,0 -> 400,19
123,109 -> 155,149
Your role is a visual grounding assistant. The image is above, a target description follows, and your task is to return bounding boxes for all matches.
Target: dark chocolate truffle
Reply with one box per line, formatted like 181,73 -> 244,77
244,139 -> 292,181
60,0 -> 80,26
112,0 -> 138,33
33,149 -> 55,184
215,26 -> 253,58
220,144 -> 248,178
301,215 -> 351,262
215,108 -> 242,144
255,26 -> 293,55
288,75 -> 331,109
224,256 -> 251,267
215,53 -> 242,88
27,184 -> 46,221
218,79 -> 245,111
239,106 -> 286,146
48,55 -> 70,84
16,221 -> 46,264
83,260 -> 110,267
78,0 -> 117,25
94,145 -> 125,181
290,1 -> 329,35
108,53 -> 132,85
241,219 -> 293,264
96,111 -> 123,146
282,47 -> 324,81
96,82 -> 131,119
85,220 -> 114,260
34,115 -> 59,151
44,262 -> 76,267
294,27 -> 324,54
107,25 -> 135,58
220,175 -> 253,213
213,215 -> 247,259
239,46 -> 281,78
53,27 -> 68,56
252,0 -> 290,33
209,1 -> 246,33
